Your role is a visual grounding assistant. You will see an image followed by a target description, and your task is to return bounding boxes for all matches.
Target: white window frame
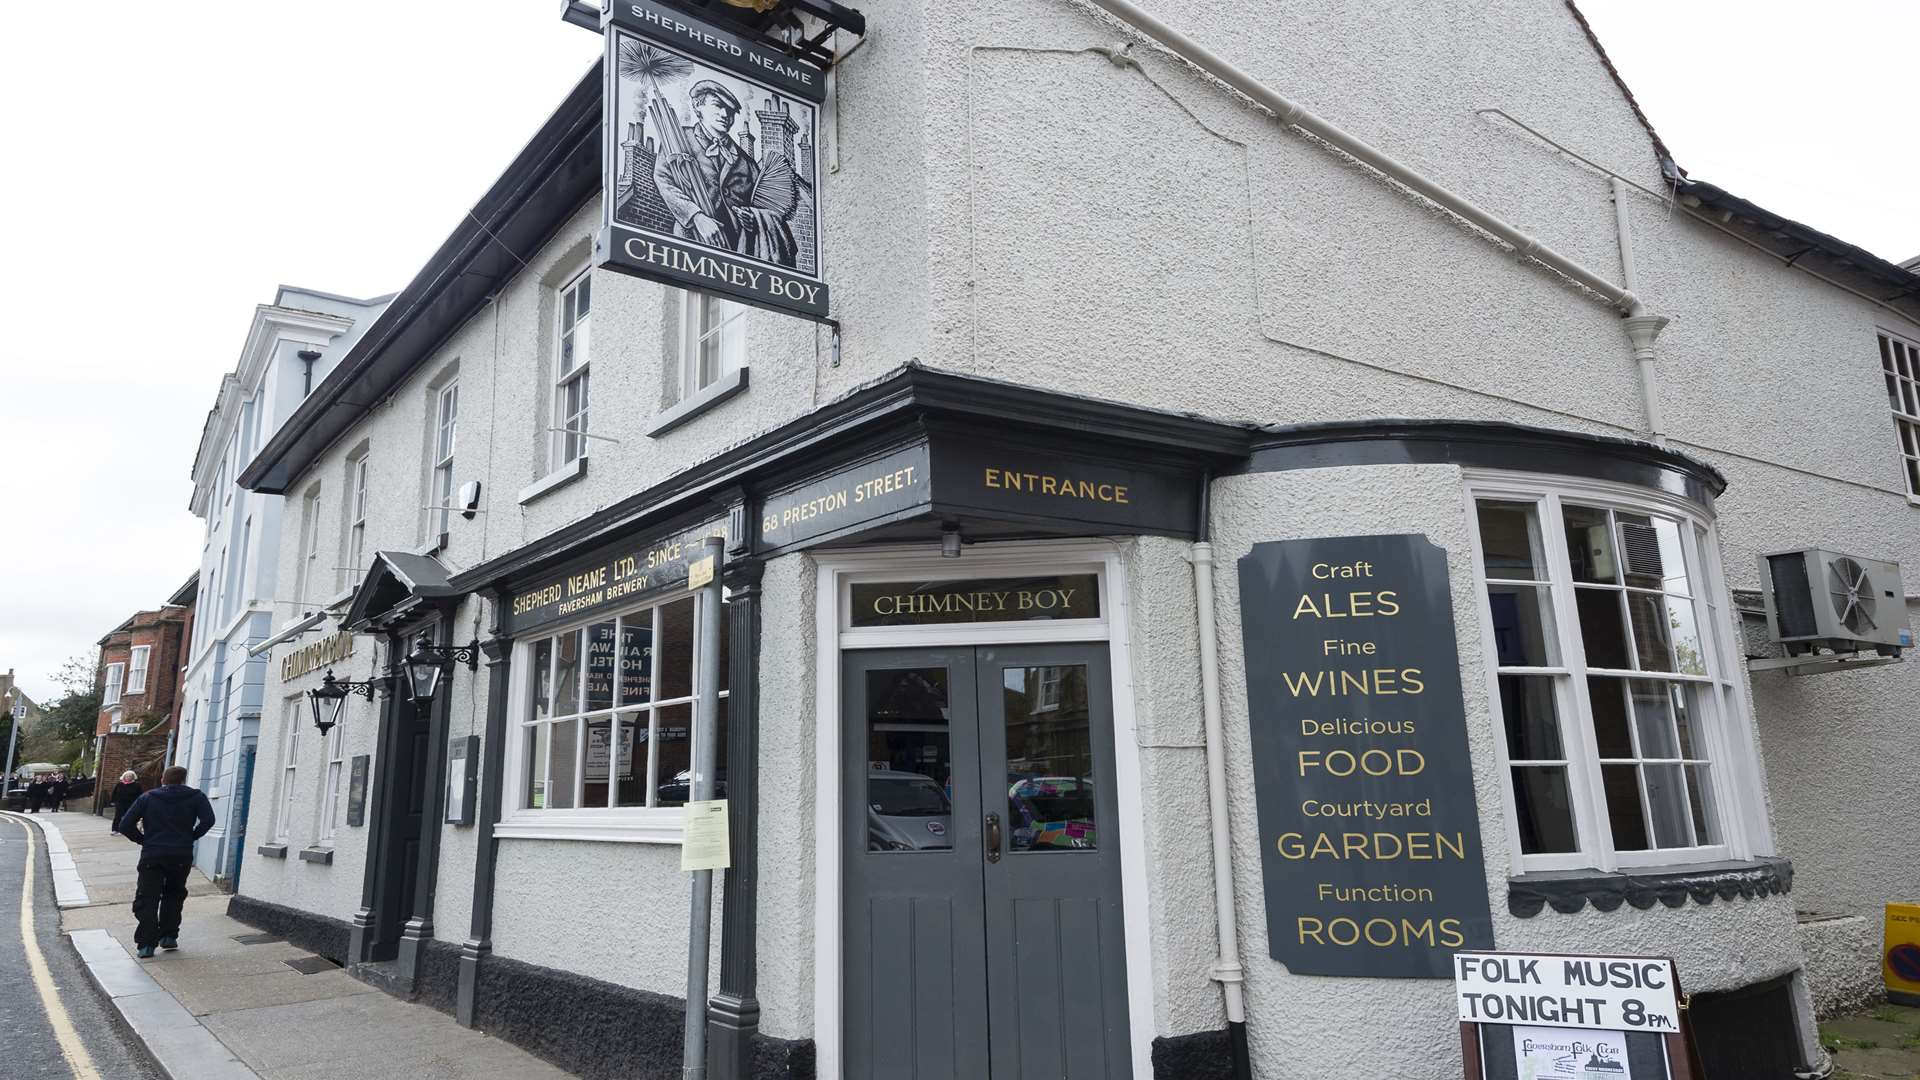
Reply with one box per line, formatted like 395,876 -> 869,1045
103,663 -> 125,706
296,488 -> 323,606
274,702 -> 300,845
1464,470 -> 1772,874
345,452 -> 370,591
553,269 -> 592,467
1878,329 -> 1920,501
317,721 -> 345,844
432,381 -> 459,539
127,641 -> 151,691
496,591 -> 728,844
679,289 -> 747,398
127,646 -> 151,695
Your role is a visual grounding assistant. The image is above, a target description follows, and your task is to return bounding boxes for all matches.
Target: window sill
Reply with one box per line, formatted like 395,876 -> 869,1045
517,456 -> 589,505
643,367 -> 749,439
1508,856 -> 1793,918
494,811 -> 684,845
297,846 -> 334,864
256,843 -> 289,860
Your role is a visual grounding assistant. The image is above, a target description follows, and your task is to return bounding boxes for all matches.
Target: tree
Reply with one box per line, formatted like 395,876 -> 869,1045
21,649 -> 104,771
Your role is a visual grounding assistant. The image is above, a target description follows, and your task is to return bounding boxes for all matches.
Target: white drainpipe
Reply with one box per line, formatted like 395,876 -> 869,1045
1083,0 -> 1645,317
1090,2 -> 1678,1063
1613,177 -> 1670,444
1190,540 -> 1249,1069
1085,0 -> 1674,440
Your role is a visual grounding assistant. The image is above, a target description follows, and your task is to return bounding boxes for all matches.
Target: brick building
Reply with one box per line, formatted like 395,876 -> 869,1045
96,604 -> 191,737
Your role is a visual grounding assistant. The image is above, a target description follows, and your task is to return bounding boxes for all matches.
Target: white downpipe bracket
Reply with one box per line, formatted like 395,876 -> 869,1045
1190,542 -> 1247,1024
1612,177 -> 1670,444
1081,0 -> 1644,316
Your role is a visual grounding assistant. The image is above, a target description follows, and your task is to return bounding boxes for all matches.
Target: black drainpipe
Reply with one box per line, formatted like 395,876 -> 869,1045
297,349 -> 321,396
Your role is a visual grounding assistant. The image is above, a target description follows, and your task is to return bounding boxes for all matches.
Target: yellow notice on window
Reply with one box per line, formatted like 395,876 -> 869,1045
681,799 -> 731,872
1887,903 -> 1920,1004
688,555 -> 716,591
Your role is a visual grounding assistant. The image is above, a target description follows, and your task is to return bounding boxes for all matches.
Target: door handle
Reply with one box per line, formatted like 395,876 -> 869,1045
984,812 -> 1002,863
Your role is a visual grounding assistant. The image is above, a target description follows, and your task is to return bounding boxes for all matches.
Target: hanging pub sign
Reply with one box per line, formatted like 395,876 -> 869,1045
1238,533 -> 1494,978
1455,951 -> 1700,1079
596,0 -> 830,320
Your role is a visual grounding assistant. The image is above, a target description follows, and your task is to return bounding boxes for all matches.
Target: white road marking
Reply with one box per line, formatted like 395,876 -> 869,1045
8,815 -> 103,1080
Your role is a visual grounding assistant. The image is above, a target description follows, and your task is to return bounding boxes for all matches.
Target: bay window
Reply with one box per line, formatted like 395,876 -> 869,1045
1469,475 -> 1762,873
505,592 -> 728,841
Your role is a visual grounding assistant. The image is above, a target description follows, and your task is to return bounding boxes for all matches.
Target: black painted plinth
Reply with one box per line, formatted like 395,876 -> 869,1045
227,893 -> 812,1079
1152,1029 -> 1235,1080
227,894 -> 352,964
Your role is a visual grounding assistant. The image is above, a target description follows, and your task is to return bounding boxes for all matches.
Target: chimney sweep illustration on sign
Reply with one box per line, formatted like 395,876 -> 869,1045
596,1 -> 830,320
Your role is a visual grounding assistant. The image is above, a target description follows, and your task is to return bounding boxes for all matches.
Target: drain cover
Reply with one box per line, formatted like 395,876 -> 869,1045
285,955 -> 341,975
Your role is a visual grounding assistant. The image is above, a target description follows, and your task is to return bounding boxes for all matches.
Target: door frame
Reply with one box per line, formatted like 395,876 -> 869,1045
813,539 -> 1155,1079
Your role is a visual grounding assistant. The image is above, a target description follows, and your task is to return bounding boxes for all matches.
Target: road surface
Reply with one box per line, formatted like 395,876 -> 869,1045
0,814 -> 160,1079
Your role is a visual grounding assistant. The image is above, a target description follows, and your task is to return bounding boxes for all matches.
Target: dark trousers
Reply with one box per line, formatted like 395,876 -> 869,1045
132,856 -> 192,947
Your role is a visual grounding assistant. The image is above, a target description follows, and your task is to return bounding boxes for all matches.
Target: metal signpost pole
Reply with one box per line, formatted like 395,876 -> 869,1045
682,537 -> 725,1080
3,697 -> 22,797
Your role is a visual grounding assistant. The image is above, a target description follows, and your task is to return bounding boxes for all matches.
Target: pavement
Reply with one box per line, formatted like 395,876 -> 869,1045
1824,1001 -> 1920,1080
7,807 -> 575,1080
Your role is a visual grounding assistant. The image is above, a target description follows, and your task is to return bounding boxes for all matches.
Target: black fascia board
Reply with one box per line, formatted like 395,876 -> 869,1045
1681,179 -> 1920,307
166,573 -> 199,607
445,365 -> 1251,594
1240,416 -> 1727,502
238,63 -> 604,495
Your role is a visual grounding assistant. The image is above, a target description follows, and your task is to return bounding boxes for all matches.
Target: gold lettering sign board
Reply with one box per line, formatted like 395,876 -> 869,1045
850,575 -> 1101,628
507,519 -> 727,634
1238,534 -> 1493,979
282,630 -> 355,682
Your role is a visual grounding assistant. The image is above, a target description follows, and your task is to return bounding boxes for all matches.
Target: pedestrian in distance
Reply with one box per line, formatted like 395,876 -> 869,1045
25,775 -> 46,813
48,772 -> 68,812
110,770 -> 143,832
117,765 -> 215,959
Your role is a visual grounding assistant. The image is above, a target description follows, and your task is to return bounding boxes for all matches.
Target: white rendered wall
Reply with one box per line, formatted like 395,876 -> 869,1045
233,0 -> 1920,1051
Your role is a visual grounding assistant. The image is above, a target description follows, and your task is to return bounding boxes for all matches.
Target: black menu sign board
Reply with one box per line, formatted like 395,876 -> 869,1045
1238,533 -> 1494,978
346,755 -> 370,828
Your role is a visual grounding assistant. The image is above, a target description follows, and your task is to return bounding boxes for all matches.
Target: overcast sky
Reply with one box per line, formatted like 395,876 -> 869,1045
0,2 -> 1913,703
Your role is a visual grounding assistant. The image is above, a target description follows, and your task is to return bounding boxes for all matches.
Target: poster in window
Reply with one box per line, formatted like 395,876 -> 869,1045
585,720 -> 637,782
598,2 -> 829,320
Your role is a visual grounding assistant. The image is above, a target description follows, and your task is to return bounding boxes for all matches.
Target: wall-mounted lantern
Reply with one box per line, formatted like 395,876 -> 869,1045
402,638 -> 479,708
307,669 -> 376,736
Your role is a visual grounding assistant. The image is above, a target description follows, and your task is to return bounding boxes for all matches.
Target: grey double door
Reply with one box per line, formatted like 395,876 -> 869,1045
843,644 -> 1132,1080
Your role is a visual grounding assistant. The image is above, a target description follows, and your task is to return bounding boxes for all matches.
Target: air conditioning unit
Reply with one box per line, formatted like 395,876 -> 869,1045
1760,548 -> 1911,657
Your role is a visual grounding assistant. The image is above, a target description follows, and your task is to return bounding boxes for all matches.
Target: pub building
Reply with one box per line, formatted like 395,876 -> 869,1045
227,1 -> 1920,1078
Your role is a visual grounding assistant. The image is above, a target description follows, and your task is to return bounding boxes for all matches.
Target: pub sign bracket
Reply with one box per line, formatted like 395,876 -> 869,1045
563,0 -> 868,70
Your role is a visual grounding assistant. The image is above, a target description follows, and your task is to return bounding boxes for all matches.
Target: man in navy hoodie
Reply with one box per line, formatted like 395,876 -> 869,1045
117,766 -> 215,958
